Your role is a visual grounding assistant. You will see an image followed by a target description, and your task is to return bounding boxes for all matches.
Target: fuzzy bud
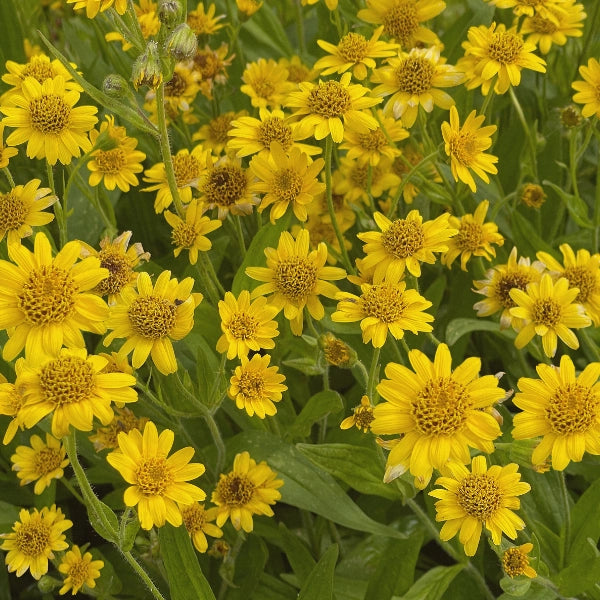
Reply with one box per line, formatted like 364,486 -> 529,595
102,74 -> 130,98
166,23 -> 198,61
132,42 -> 163,90
158,0 -> 183,27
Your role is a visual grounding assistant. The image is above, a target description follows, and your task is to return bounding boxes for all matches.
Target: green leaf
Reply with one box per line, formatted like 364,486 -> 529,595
282,356 -> 324,376
510,211 -> 556,258
86,499 -> 120,544
553,553 -> 600,596
252,573 -> 298,600
287,390 -> 344,439
240,3 -> 294,59
543,181 -> 593,229
568,477 -> 600,565
279,522 -> 317,583
226,535 -> 268,600
445,318 -> 514,346
398,564 -> 464,600
158,524 -> 216,600
499,576 -> 532,597
0,501 -> 20,533
118,510 -> 140,553
298,544 -> 339,600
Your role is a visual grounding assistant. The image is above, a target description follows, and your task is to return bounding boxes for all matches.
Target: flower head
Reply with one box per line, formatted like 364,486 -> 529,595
0,369 -> 27,444
58,545 -> 104,595
180,503 -> 223,553
241,59 -> 295,109
0,124 -> 18,168
193,111 -> 241,155
89,406 -> 149,451
520,183 -> 546,208
340,396 -> 375,433
502,543 -> 537,578
187,2 -> 224,35
67,0 -> 126,18
572,58 -> 600,118
320,332 -> 357,368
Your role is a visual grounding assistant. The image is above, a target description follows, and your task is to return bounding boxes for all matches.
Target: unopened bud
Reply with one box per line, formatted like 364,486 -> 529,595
520,183 -> 546,209
166,23 -> 198,61
158,0 -> 183,27
102,74 -> 130,98
37,575 -> 60,593
560,105 -> 582,128
318,332 -> 357,368
132,42 -> 163,90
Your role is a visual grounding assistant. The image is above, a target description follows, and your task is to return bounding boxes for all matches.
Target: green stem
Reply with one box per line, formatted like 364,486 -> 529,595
366,346 -> 381,402
294,0 -> 306,57
2,167 -> 15,187
120,551 -> 167,600
60,477 -> 85,505
568,127 -> 581,200
353,360 -> 369,387
205,411 -> 226,476
580,328 -> 600,362
201,251 -> 226,297
194,259 -> 220,306
46,162 -> 67,247
559,471 -> 571,569
509,86 -> 538,180
480,88 -> 495,118
231,215 -> 246,254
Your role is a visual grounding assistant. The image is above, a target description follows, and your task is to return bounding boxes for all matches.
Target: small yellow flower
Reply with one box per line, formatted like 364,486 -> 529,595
572,58 -> 600,119
89,406 -> 149,451
241,59 -> 295,109
0,363 -> 27,445
340,396 -> 375,432
58,545 -> 104,595
180,503 -> 223,553
191,43 -> 234,101
319,332 -> 357,367
187,2 -> 225,35
278,55 -> 319,84
0,124 -> 18,168
502,544 -> 537,579
335,156 -> 400,206
193,111 -> 242,155
66,0 -> 126,18
236,0 -> 263,16
520,183 -> 546,208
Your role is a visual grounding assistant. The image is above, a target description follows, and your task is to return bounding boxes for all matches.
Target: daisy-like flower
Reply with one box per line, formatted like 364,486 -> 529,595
0,124 -> 18,168
320,332 -> 357,368
442,200 -> 504,271
286,72 -> 381,143
241,59 -> 296,109
88,115 -> 146,193
89,406 -> 148,451
192,43 -> 235,101
180,503 -> 223,553
107,421 -> 206,530
164,199 -> 222,265
0,366 -> 27,445
332,281 -> 433,347
246,229 -> 346,335
335,155 -> 400,205
216,290 -> 279,360
58,545 -> 104,595
155,63 -> 201,115
429,456 -> 530,556
251,142 -> 325,223
0,179 -> 56,246
340,395 -> 375,433
211,451 -> 283,532
229,354 -> 287,418
441,106 -> 498,192
279,55 -> 319,84
11,433 -> 69,495
513,354 -> 600,470
237,0 -> 263,16
502,543 -> 537,579
371,45 -> 463,128
358,210 -> 457,283
572,58 -> 600,118
1,76 -> 98,165
0,505 -> 72,580
193,111 -> 242,155
0,233 -> 109,362
66,0 -> 126,18
314,26 -> 399,81
187,2 -> 224,35
520,183 -> 547,208
292,217 -> 353,266
372,343 -> 504,488
483,0 -> 568,21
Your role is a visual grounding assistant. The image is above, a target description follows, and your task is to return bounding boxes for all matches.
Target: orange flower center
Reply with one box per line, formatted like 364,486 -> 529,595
307,81 -> 351,118
502,547 -> 531,577
323,336 -> 352,367
530,14 -> 557,34
173,153 -> 202,187
273,168 -> 303,202
361,283 -> 408,323
338,33 -> 369,62
383,0 -> 419,48
494,271 -> 533,309
274,257 -> 318,301
128,296 -> 177,339
136,457 -> 173,495
457,474 -> 502,519
203,164 -> 248,207
207,114 -> 234,145
455,222 -> 484,252
564,266 -> 596,304
34,447 -> 63,475
0,190 -> 27,231
39,356 -> 95,407
545,382 -> 599,434
257,118 -> 293,151
96,248 -> 134,296
357,129 -> 388,151
29,94 -> 71,134
66,558 -> 91,589
531,298 -> 561,327
15,519 -> 51,557
449,132 -> 478,166
237,370 -> 266,401
520,183 -> 546,208
165,72 -> 188,98
227,312 -> 259,340
488,31 -> 524,65
171,221 -> 198,249
216,474 -> 255,506
182,504 -> 207,532
381,218 -> 425,258
93,148 -> 127,174
22,60 -> 57,83
353,405 -> 375,431
394,56 -> 435,94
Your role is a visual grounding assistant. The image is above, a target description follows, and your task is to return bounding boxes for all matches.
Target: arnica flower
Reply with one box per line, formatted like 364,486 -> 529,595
191,43 -> 235,101
279,55 -> 319,84
58,545 -> 104,595
302,0 -> 338,10
0,366 -> 27,445
236,0 -> 263,17
240,59 -> 296,109
66,0 -> 126,18
16,347 -> 138,439
155,63 -> 201,115
358,210 -> 457,283
107,421 -> 206,530
104,270 -> 203,375
216,290 -> 280,360
442,200 -> 504,271
251,142 -> 326,223
89,406 -> 149,451
164,199 -> 222,265
483,0 -> 569,21
0,232 -> 109,362
193,111 -> 242,155
372,343 -> 504,488
572,58 -> 600,118
11,433 -> 69,495
441,106 -> 498,192
0,179 -> 56,246
502,543 -> 537,579
520,183 -> 546,208
319,332 -> 357,368
314,26 -> 399,81
286,72 -> 381,143
513,354 -> 600,470
292,217 -> 353,266
0,505 -> 72,580
211,451 -> 283,532
371,45 -> 463,128
88,115 -> 147,193
180,503 -> 223,553
246,229 -> 346,335
187,2 -> 225,35
335,156 -> 400,205
429,456 -> 530,556
229,354 -> 287,418
340,396 -> 375,433
509,273 -> 591,357
0,124 -> 18,168
1,75 -> 98,165
332,281 -> 433,348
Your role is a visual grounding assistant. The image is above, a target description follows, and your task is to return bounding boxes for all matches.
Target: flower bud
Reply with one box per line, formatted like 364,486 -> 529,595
560,105 -> 582,128
520,183 -> 546,209
165,23 -> 198,61
318,332 -> 357,368
37,576 -> 60,594
102,74 -> 130,98
132,41 -> 163,90
158,0 -> 183,27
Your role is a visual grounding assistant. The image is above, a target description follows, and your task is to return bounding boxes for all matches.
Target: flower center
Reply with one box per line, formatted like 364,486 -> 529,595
238,370 -> 266,401
361,284 -> 408,323
495,271 -> 532,308
66,560 -> 90,589
273,168 -> 303,202
173,154 -> 202,188
564,266 -> 596,304
128,296 -> 177,339
22,60 -> 57,83
395,56 -> 435,94
274,257 -> 318,301
216,474 -> 255,506
227,312 -> 259,340
457,474 -> 502,519
194,51 -> 220,79
18,266 -> 77,325
172,221 -> 198,249
34,447 -> 63,475
502,547 -> 530,577
545,382 -> 599,434
308,222 -> 336,246
520,183 -> 546,208
136,457 -> 173,495
323,338 -> 352,366
488,32 -> 524,64
39,356 -> 95,407
381,218 -> 425,258
307,81 -> 352,118
530,14 -> 557,34
203,164 -> 248,207
383,0 -> 419,48
257,118 -> 293,151
449,133 -> 478,166
287,64 -> 310,83
29,94 -> 71,134
208,114 -> 234,145
531,298 -> 561,327
165,72 -> 187,98
411,376 -> 470,435
338,33 -> 369,62
96,249 -> 133,296
354,405 -> 375,430
357,129 -> 387,151
182,504 -> 206,532
456,222 -> 484,252
93,148 -> 127,174
350,163 -> 369,189
0,190 -> 27,231
15,520 -> 50,557
251,77 -> 275,100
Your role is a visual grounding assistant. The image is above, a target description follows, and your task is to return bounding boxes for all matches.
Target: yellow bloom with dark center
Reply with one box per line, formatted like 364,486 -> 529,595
441,106 -> 498,192
286,72 -> 382,143
484,0 -> 568,21
156,63 -> 201,115
314,26 -> 399,81
358,210 -> 457,283
0,124 -> 18,168
66,0 -> 126,18
216,290 -> 279,360
0,369 -> 27,444
502,543 -> 537,578
520,183 -> 546,208
332,281 -> 433,347
1,76 -> 98,165
340,395 -> 375,432
211,451 -> 283,532
0,232 -> 109,362
11,433 -> 69,495
180,503 -> 223,553
58,545 -> 104,595
187,2 -> 224,35
372,343 -> 504,488
292,218 -> 353,266
241,59 -> 296,109
572,58 -> 600,119
279,55 -> 319,84
107,421 -> 206,530
193,110 -> 244,155
0,505 -> 72,580
513,354 -> 600,470
191,43 -> 235,101
509,273 -> 591,357
246,229 -> 346,335
229,354 -> 287,418
429,456 -> 530,556
89,406 -> 149,451
335,155 -> 400,205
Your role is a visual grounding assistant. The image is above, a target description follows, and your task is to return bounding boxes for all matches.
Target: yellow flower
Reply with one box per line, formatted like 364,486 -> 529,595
246,229 -> 346,335
216,290 -> 279,360
0,179 -> 56,246
193,110 -> 243,155
11,433 -> 69,495
104,270 -> 202,375
358,210 -> 457,283
211,451 -> 283,532
191,43 -> 234,101
278,55 -> 319,84
302,0 -> 338,9
107,421 -> 206,530
106,1 -> 161,51
509,273 -> 591,357
332,281 -> 433,347
0,232 -> 109,362
0,505 -> 72,580
572,58 -> 600,118
58,545 -> 104,595
88,116 -> 146,192
89,406 -> 149,451
340,395 -> 375,432
1,76 -> 97,165
292,217 -> 353,266
187,2 -> 225,35
236,0 -> 263,16
484,0 -> 569,21
229,354 -> 287,418
241,59 -> 296,109
441,106 -> 498,192
319,332 -> 357,367
372,343 -> 504,488
429,456 -> 530,556
154,63 -> 201,115
0,124 -> 18,168
520,183 -> 546,208
513,354 -> 600,470
0,367 -> 27,445
335,155 -> 400,205
180,503 -> 223,553
502,543 -> 537,579
66,0 -> 126,18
